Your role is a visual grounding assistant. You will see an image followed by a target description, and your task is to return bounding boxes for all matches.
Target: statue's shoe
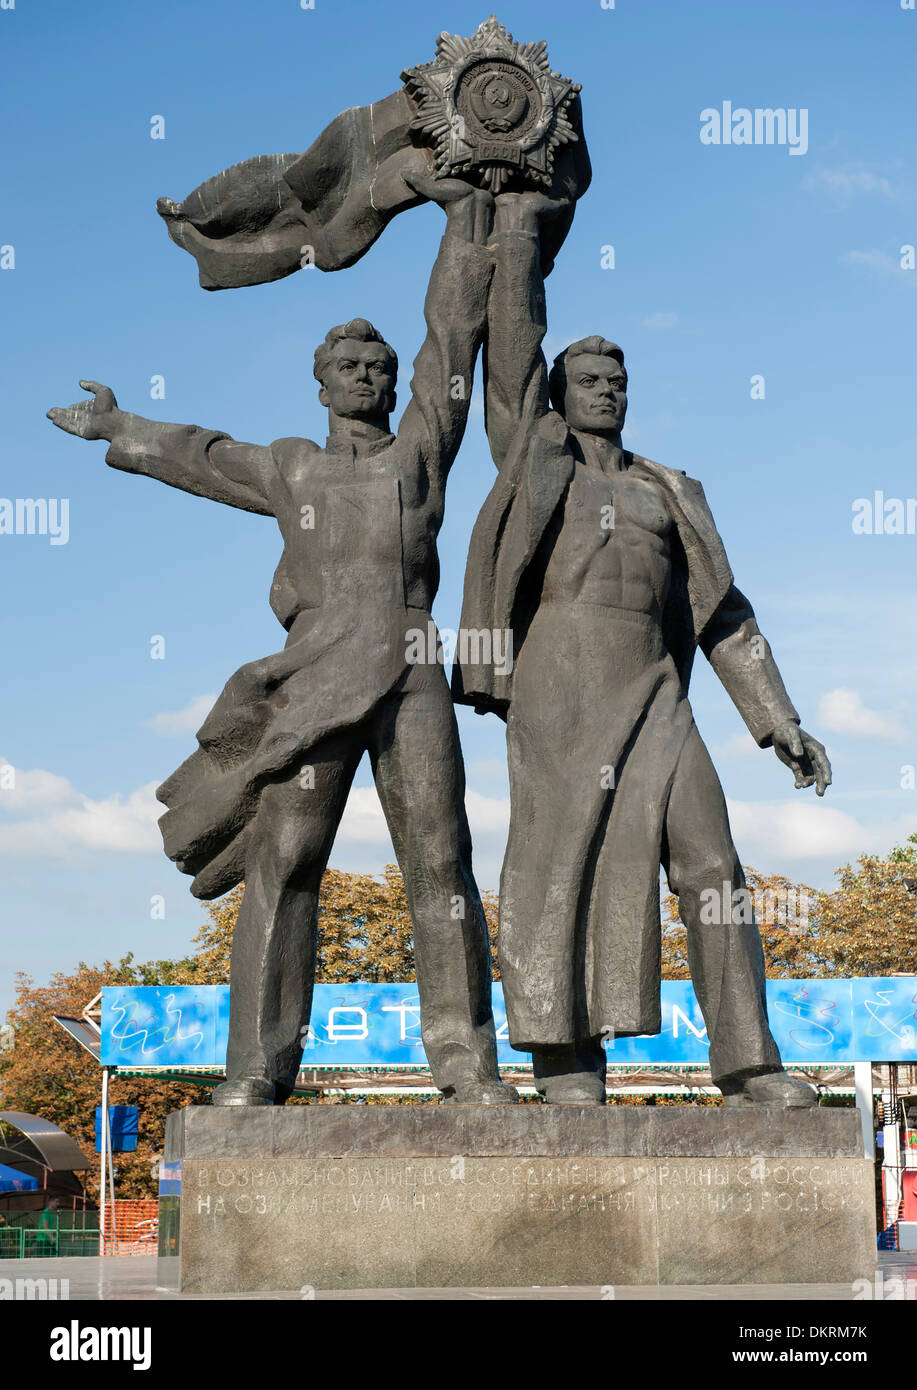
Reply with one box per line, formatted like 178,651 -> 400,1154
442,1080 -> 520,1105
539,1074 -> 607,1105
531,1041 -> 607,1104
211,1077 -> 276,1107
722,1070 -> 818,1108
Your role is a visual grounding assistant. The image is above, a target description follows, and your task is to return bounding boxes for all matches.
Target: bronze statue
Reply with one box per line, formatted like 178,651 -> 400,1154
454,191 -> 832,1105
47,180 -> 517,1108
48,16 -> 829,1113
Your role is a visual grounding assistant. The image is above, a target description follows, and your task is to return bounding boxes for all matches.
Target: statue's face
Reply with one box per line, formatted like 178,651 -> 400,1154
562,352 -> 627,435
319,339 -> 395,420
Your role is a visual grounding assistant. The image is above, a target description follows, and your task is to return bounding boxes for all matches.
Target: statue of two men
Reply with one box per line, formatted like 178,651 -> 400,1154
49,178 -> 831,1109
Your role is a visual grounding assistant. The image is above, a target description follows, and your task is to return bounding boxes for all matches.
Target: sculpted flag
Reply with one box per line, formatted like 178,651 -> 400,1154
156,92 -> 429,289
156,19 -> 591,289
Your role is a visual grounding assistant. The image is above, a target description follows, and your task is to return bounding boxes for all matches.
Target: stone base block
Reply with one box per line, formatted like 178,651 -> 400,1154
158,1106 -> 875,1292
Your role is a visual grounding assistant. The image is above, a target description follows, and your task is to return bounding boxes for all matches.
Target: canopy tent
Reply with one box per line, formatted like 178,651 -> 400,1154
0,1163 -> 38,1193
0,1112 -> 90,1211
0,1111 -> 89,1176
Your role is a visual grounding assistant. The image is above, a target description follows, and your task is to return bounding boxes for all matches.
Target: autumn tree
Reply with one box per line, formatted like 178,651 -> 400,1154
9,841 -> 910,1202
0,865 -> 501,1200
662,865 -> 822,979
190,865 -> 501,982
663,835 -> 917,979
813,832 -> 917,976
0,958 -> 202,1202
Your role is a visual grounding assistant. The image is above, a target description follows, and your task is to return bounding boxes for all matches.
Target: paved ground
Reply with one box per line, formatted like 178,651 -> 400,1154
1,1251 -> 914,1299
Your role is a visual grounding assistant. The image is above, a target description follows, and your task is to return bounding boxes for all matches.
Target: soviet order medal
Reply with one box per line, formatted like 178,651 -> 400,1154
402,15 -> 582,192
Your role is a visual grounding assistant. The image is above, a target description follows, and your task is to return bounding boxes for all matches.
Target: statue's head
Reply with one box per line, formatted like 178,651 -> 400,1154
313,318 -> 398,423
549,337 -> 627,437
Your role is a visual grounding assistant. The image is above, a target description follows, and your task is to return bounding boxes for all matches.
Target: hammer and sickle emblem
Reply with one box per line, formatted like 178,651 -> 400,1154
470,72 -> 528,134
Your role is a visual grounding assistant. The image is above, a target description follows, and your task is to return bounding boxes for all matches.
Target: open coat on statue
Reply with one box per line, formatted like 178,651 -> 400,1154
452,408 -> 799,1041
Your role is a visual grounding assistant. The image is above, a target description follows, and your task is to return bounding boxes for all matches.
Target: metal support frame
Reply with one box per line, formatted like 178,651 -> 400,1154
881,1062 -> 902,1232
98,1067 -> 116,1255
853,1060 -> 875,1161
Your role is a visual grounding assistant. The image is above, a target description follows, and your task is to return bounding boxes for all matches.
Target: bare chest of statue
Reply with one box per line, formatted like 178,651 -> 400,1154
541,451 -> 673,617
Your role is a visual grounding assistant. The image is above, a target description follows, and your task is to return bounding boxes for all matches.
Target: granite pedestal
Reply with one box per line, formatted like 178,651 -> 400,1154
158,1106 -> 875,1293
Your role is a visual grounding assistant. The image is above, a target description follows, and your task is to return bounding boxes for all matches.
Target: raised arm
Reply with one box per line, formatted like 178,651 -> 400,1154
700,584 -> 831,794
47,381 -> 274,515
483,193 -> 569,469
394,176 -> 495,485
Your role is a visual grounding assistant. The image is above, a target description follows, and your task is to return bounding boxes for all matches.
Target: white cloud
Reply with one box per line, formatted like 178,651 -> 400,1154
0,757 -> 511,875
840,249 -> 896,272
329,781 -> 510,889
146,694 -> 216,737
711,733 -> 760,758
838,249 -> 916,287
466,757 -> 511,784
727,797 -> 915,865
45,782 -> 162,853
0,759 -> 162,857
0,759 -> 79,812
334,783 -> 510,849
817,688 -> 904,742
807,167 -> 894,199
465,788 -> 510,834
329,779 -> 909,891
336,785 -> 389,845
642,312 -> 679,332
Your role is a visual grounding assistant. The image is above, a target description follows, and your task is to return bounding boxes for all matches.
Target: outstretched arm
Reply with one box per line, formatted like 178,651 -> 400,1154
395,175 -> 495,485
701,584 -> 831,795
47,382 -> 274,515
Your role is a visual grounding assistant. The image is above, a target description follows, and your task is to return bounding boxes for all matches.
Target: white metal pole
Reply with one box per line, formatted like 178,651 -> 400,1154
853,1061 -> 874,1161
99,1067 -> 109,1255
107,1102 -> 116,1243
882,1063 -> 902,1231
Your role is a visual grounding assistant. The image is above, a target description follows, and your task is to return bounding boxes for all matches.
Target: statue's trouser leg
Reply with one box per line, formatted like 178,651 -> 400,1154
224,729 -> 364,1096
368,669 -> 501,1093
661,724 -> 782,1086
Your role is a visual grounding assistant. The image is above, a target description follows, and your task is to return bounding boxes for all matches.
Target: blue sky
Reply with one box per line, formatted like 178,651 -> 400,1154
1,0 -> 915,1015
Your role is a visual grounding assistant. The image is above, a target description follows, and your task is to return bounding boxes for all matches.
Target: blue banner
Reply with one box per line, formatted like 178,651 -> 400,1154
94,1104 -> 139,1152
100,978 -> 917,1070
